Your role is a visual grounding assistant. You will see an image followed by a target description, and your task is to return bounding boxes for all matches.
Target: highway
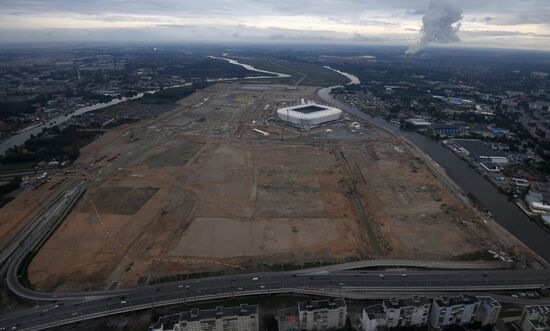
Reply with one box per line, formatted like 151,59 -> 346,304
1,269 -> 550,331
0,185 -> 549,331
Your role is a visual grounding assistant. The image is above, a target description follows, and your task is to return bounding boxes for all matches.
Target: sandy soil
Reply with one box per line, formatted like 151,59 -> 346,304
12,83 -> 520,292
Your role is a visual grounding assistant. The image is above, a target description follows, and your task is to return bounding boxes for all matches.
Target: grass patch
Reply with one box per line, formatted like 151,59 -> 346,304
0,162 -> 34,173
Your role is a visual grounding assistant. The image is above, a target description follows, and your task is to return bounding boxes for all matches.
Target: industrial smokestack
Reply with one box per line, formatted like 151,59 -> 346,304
406,0 -> 463,55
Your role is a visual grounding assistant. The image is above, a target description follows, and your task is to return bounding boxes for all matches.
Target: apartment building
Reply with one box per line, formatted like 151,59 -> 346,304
476,296 -> 502,326
150,304 -> 259,331
297,298 -> 347,331
277,307 -> 299,331
361,304 -> 384,331
361,296 -> 431,331
428,295 -> 480,330
519,305 -> 550,331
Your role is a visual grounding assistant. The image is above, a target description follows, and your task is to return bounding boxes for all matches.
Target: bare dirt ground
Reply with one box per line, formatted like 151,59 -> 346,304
12,83 -> 525,292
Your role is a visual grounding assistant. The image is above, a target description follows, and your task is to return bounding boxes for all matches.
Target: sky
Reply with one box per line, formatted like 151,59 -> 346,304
1,0 -> 550,51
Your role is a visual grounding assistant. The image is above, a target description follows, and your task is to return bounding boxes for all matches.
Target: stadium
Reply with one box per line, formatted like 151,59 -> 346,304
276,103 -> 342,127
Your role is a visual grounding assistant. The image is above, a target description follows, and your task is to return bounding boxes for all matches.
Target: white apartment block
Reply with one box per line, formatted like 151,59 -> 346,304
361,296 -> 430,331
298,298 -> 347,331
519,305 -> 550,331
428,295 -> 480,330
150,304 -> 259,331
361,305 -> 384,331
476,296 -> 502,326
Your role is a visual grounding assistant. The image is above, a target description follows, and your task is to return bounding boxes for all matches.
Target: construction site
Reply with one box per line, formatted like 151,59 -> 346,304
0,83 -> 532,292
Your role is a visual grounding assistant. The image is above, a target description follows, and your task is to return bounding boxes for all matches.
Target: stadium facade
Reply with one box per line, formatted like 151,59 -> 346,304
276,103 -> 342,127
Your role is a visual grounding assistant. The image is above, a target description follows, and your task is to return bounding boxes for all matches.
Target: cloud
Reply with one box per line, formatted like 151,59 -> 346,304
406,0 -> 463,54
0,0 -> 549,51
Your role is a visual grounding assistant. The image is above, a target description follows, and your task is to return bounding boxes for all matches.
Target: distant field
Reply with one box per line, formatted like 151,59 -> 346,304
234,57 -> 350,87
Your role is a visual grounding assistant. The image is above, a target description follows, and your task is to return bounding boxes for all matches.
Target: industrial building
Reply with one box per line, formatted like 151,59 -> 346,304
297,298 -> 347,331
150,304 -> 259,331
276,103 -> 342,128
428,123 -> 467,136
519,305 -> 550,331
448,139 -> 509,164
428,294 -> 480,330
361,296 -> 431,331
526,191 -> 550,213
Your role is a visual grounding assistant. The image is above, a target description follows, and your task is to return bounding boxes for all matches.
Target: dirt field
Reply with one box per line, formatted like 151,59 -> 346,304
13,83 -> 522,292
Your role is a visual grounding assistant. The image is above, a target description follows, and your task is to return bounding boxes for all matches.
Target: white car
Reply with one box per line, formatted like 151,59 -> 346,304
260,285 -> 266,289
120,300 -> 127,304
252,277 -> 259,281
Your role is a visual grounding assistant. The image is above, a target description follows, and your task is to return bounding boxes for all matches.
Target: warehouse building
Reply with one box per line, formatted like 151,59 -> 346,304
449,139 -> 509,164
277,103 -> 342,128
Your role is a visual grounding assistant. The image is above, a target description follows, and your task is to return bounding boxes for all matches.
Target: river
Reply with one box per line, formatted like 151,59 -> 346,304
317,78 -> 550,263
0,56 -> 291,156
0,88 -> 171,155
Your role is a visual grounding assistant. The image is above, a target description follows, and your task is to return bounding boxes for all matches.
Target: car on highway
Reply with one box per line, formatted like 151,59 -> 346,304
252,277 -> 259,281
120,300 -> 127,304
379,274 -> 384,278
260,285 -> 265,289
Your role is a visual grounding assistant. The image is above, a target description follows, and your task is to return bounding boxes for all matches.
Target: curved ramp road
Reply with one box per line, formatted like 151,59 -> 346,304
1,269 -> 550,331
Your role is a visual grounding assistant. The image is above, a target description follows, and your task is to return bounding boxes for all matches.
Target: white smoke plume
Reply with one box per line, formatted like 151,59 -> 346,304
406,0 -> 463,54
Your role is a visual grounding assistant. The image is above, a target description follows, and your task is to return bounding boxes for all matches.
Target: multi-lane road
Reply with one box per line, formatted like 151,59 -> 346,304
1,185 -> 549,331
1,269 -> 550,331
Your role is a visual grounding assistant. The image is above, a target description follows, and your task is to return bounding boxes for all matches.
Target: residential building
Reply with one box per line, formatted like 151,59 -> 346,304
298,298 -> 347,331
519,305 -> 550,331
361,305 -> 384,331
278,307 -> 299,331
361,296 -> 431,331
150,304 -> 259,331
382,296 -> 431,328
428,294 -> 480,330
476,297 -> 502,326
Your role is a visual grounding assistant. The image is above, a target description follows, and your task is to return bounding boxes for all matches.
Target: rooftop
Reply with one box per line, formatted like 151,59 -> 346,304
363,304 -> 384,320
450,139 -> 507,158
151,304 -> 258,330
298,298 -> 346,312
435,294 -> 479,307
291,104 -> 328,114
383,296 -> 430,309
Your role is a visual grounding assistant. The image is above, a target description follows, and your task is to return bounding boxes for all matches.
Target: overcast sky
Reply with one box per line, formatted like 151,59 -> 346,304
1,0 -> 549,51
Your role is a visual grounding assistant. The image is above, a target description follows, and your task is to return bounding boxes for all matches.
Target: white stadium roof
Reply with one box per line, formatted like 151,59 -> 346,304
276,103 -> 342,127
